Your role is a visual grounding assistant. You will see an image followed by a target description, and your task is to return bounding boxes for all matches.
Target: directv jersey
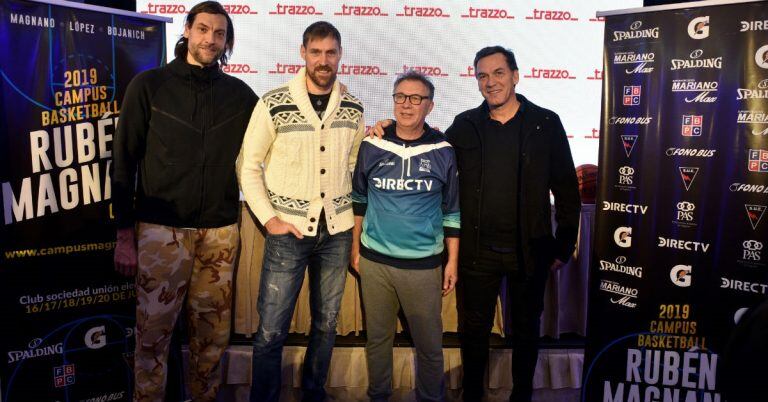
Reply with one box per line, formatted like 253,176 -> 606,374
352,123 -> 460,269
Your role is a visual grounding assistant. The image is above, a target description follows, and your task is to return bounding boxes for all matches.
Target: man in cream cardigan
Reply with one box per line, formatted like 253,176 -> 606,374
239,21 -> 365,402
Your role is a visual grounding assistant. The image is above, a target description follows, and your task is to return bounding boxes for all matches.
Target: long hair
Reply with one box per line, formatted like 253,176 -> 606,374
174,1 -> 234,65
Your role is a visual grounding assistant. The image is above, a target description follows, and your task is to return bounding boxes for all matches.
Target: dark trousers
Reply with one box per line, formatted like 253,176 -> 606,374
459,248 -> 550,402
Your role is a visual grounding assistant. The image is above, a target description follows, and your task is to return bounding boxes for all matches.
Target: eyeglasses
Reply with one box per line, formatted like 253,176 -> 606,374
392,93 -> 431,105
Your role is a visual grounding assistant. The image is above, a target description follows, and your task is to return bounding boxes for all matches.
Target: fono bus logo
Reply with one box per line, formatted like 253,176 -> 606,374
613,20 -> 659,42
269,4 -> 322,15
523,67 -> 576,79
682,115 -> 703,137
608,116 -> 652,125
670,49 -> 722,70
396,5 -> 449,18
748,149 -> 768,173
665,147 -> 716,158
670,265 -> 692,287
687,16 -> 710,39
600,279 -> 638,308
621,134 -> 638,157
524,8 -> 578,21
741,20 -> 768,32
756,44 -> 768,69
461,6 -> 514,19
613,51 -> 655,74
334,4 -> 388,16
730,182 -> 768,193
737,78 -> 768,100
599,256 -> 643,278
614,226 -> 632,248
672,79 -> 718,103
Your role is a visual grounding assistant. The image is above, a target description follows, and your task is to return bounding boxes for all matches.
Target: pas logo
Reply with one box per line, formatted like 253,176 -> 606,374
676,201 -> 696,224
419,158 -> 431,173
748,149 -> 768,173
682,115 -> 703,137
53,364 -> 75,388
670,265 -> 692,287
688,16 -> 710,39
756,45 -> 768,69
679,167 -> 699,191
745,204 -> 766,230
743,240 -> 763,262
623,86 -> 641,105
85,326 -> 107,350
614,226 -> 632,248
621,135 -> 638,157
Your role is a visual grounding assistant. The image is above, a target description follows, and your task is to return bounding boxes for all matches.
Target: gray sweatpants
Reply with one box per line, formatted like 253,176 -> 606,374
359,256 -> 446,402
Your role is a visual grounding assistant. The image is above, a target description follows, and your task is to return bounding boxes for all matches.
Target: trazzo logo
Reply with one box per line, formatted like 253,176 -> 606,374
621,135 -> 638,157
53,364 -> 75,388
721,277 -> 768,295
523,67 -> 576,80
600,279 -> 638,308
140,3 -> 187,14
748,149 -> 768,173
623,85 -> 641,106
613,51 -> 655,74
741,20 -> 768,32
614,226 -> 632,248
587,69 -> 603,80
670,265 -> 692,287
678,167 -> 699,191
756,45 -> 768,69
7,338 -> 63,363
681,115 -> 703,137
687,16 -> 710,39
461,6 -> 514,19
729,182 -> 768,193
670,49 -> 722,70
418,158 -> 431,173
672,79 -> 718,103
599,256 -> 643,278
524,8 -> 578,21
459,66 -> 475,78
737,79 -> 768,100
268,63 -> 303,75
269,4 -> 322,15
402,65 -> 448,77
333,4 -> 388,16
613,20 -> 659,42
743,240 -> 763,262
339,64 -> 387,76
665,147 -> 716,158
745,204 -> 766,230
221,4 -> 258,14
222,64 -> 258,75
608,116 -> 652,125
396,5 -> 449,18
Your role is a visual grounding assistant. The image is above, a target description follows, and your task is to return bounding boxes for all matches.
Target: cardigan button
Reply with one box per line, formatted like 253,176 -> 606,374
321,192 -> 325,198
308,226 -> 314,232
320,145 -> 326,152
310,217 -> 316,222
320,168 -> 326,174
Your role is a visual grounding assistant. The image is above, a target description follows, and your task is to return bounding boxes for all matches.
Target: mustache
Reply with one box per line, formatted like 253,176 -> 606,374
314,65 -> 333,72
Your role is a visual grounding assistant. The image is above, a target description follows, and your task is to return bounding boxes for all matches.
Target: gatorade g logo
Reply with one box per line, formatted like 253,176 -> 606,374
85,326 -> 106,350
614,226 -> 632,248
670,265 -> 692,287
687,16 -> 709,39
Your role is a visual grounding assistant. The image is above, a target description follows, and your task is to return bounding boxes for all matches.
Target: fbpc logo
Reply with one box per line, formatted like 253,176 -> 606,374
623,85 -> 641,105
688,16 -> 710,39
614,226 -> 632,248
53,364 -> 75,388
670,265 -> 692,287
748,149 -> 768,173
682,115 -> 703,136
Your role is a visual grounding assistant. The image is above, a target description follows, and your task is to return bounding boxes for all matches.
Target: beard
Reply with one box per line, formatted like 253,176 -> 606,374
188,42 -> 223,66
306,65 -> 336,91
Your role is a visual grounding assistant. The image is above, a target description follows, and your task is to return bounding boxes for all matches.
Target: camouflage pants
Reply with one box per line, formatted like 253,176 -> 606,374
133,222 -> 238,402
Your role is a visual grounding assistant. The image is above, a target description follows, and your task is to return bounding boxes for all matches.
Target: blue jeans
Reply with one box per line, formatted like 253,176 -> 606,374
250,224 -> 352,402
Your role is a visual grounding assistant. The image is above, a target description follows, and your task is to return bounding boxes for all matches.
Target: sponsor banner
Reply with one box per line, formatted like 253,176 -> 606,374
135,0 -> 642,167
0,0 -> 166,399
585,3 -> 768,401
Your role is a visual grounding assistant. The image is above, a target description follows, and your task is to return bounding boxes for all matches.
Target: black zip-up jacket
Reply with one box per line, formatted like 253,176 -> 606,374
445,94 -> 581,274
112,58 -> 258,229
